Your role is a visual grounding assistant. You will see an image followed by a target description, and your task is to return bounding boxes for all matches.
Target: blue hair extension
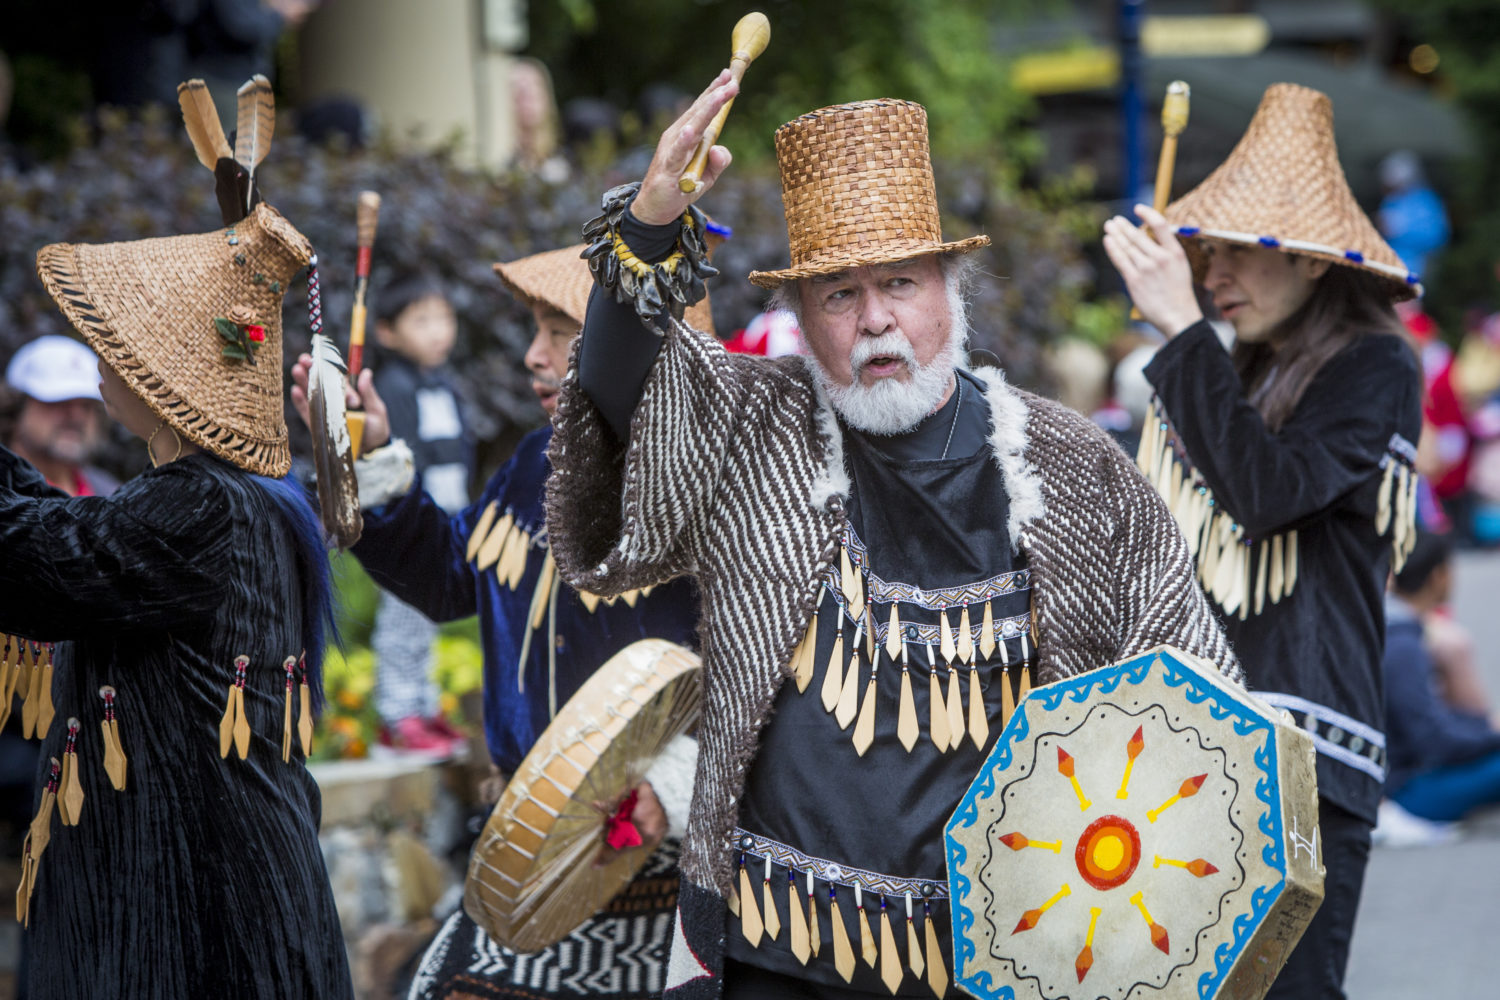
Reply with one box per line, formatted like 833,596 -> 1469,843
251,472 -> 339,712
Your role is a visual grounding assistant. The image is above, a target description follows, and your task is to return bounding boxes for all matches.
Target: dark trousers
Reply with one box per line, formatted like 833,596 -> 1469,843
724,960 -> 898,999
1393,748 -> 1500,822
1267,799 -> 1372,1000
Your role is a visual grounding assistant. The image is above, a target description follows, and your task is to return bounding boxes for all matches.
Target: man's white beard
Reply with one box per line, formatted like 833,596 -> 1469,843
816,287 -> 969,436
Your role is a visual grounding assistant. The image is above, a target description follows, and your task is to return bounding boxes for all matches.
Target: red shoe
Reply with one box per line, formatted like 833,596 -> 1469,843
382,715 -> 460,756
427,714 -> 466,741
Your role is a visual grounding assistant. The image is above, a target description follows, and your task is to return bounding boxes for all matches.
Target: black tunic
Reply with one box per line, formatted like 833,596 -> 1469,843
730,374 -> 1034,994
0,448 -> 353,1000
1145,322 -> 1422,823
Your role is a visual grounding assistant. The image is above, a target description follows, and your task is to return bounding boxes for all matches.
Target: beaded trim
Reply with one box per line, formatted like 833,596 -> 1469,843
821,581 -> 1032,649
582,181 -> 718,329
837,522 -> 1031,610
1380,432 -> 1419,467
1172,225 -> 1423,295
731,828 -> 949,900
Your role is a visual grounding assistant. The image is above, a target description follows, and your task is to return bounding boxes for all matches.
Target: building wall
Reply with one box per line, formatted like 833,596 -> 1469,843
298,0 -> 516,168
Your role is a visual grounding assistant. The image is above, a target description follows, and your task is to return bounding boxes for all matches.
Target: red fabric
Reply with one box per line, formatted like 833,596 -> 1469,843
604,788 -> 643,850
1424,354 -> 1472,498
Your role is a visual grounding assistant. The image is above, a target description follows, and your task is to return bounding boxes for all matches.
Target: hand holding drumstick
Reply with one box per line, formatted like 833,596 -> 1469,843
630,70 -> 741,227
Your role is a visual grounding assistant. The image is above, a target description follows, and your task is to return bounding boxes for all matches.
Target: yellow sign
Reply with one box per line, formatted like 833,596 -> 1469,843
1009,15 -> 1271,95
1011,47 -> 1120,96
1141,15 -> 1270,57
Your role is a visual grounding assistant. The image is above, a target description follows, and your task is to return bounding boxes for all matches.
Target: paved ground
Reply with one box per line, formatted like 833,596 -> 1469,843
1344,551 -> 1500,999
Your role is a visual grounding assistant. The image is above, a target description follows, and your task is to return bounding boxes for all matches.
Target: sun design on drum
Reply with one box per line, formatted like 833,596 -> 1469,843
977,703 -> 1245,999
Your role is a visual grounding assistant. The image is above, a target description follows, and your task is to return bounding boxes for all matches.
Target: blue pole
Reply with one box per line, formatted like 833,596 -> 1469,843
1120,0 -> 1145,204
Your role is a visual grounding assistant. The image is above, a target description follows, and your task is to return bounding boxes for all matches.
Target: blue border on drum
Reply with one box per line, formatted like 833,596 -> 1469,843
942,648 -> 1286,1000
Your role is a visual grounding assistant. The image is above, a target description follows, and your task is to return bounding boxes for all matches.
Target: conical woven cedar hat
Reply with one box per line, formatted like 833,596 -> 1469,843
495,226 -> 724,336
748,99 -> 989,289
35,202 -> 312,476
1166,82 -> 1419,300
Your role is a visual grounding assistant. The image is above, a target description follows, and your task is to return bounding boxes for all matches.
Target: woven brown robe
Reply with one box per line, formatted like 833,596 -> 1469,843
545,318 -> 1238,996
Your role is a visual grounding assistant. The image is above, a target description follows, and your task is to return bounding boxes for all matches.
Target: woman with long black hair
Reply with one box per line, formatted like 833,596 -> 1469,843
1104,83 -> 1423,999
0,201 -> 352,999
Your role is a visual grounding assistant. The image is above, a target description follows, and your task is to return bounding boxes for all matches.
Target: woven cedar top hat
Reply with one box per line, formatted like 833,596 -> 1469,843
35,203 -> 313,477
1166,82 -> 1419,300
748,99 -> 989,289
495,223 -> 726,335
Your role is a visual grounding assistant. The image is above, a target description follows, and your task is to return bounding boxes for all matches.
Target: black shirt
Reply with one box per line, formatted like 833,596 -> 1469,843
1144,321 -> 1422,824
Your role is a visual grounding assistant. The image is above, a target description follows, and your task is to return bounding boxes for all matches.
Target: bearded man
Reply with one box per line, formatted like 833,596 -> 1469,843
545,73 -> 1237,999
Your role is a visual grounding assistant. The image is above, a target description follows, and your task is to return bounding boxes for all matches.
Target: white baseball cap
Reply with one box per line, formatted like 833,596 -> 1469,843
5,336 -> 103,403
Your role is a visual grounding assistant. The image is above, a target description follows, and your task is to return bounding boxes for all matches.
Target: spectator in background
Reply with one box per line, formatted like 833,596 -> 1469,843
1378,150 -> 1450,284
722,307 -> 802,359
1091,334 -> 1158,456
184,0 -> 319,123
510,57 -> 568,183
1455,309 -> 1500,545
562,97 -> 621,162
1382,531 -> 1500,834
1406,309 -> 1465,534
1,334 -> 117,997
368,270 -> 475,754
4,336 -> 117,498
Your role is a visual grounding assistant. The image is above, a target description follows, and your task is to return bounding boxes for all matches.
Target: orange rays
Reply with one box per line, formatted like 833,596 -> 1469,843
1012,883 -> 1071,934
998,832 -> 1062,854
1057,747 -> 1092,811
1116,726 -> 1145,799
1128,890 -> 1171,954
1152,855 -> 1219,877
1147,772 -> 1207,823
1075,906 -> 1102,983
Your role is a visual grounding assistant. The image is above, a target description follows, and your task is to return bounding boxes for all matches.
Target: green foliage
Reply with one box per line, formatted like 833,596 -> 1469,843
527,0 -> 1045,166
317,554 -> 484,760
1370,0 -> 1500,324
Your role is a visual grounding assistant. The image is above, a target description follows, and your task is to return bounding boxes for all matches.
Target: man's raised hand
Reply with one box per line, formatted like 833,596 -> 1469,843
631,69 -> 739,227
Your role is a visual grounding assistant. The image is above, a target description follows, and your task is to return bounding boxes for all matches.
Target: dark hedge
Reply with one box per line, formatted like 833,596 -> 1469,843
1,105 -> 1097,478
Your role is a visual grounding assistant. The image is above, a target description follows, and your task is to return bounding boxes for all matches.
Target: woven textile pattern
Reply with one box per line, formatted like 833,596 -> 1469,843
34,203 -> 312,476
749,101 -> 989,287
546,318 -> 1238,907
1165,83 -> 1412,298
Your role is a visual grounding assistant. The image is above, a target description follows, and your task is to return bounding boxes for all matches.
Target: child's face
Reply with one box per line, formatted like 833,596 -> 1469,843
378,294 -> 457,369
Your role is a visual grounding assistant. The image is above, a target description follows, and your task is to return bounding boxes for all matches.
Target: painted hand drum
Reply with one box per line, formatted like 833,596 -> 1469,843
945,646 -> 1323,1000
464,639 -> 701,952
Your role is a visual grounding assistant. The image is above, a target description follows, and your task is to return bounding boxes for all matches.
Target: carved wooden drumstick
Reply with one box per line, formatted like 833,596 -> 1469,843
1131,81 -> 1190,320
678,11 -> 771,194
1153,81 -> 1190,213
346,190 -> 381,458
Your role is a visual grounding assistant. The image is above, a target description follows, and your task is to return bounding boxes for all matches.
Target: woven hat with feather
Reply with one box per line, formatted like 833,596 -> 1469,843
496,220 -> 728,335
33,76 -> 311,477
1166,82 -> 1420,300
748,100 -> 988,289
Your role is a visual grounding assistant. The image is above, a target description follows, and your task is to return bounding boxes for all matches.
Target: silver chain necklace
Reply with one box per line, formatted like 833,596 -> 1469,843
940,376 -> 963,460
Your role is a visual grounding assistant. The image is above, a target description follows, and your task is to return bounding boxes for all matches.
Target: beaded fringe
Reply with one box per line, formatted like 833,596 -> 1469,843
466,506 -> 652,718
1138,398 -> 1418,620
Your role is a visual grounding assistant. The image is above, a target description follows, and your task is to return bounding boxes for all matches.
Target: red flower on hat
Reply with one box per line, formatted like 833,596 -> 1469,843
246,325 -> 266,343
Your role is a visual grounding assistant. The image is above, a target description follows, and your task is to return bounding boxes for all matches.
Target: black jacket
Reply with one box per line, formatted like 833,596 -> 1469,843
1146,322 -> 1422,824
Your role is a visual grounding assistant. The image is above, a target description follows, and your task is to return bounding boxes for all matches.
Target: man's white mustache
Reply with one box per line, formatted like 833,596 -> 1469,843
849,333 -> 917,375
